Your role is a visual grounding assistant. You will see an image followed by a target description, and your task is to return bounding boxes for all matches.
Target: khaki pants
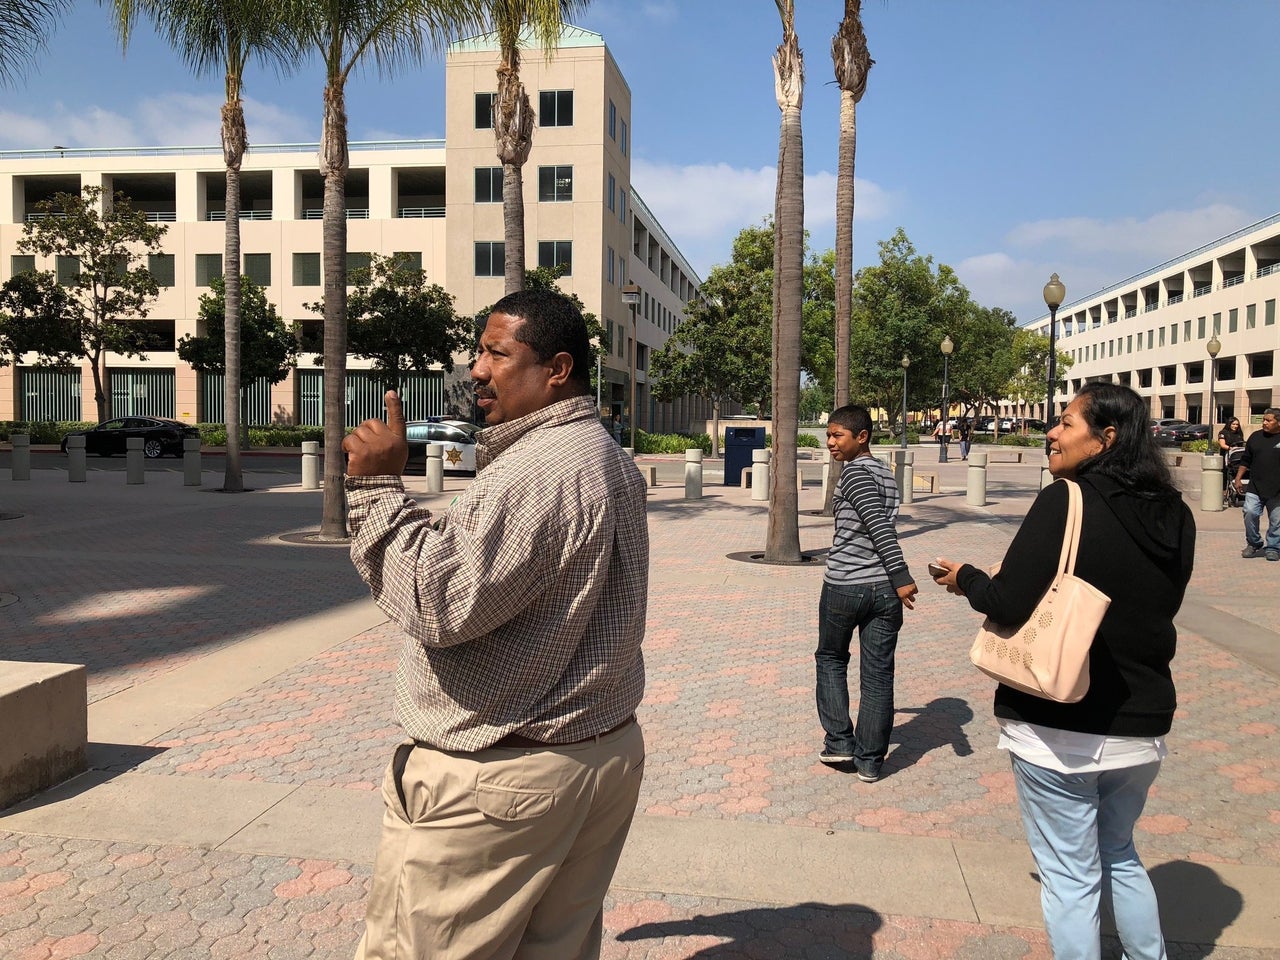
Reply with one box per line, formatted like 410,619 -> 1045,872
354,721 -> 645,960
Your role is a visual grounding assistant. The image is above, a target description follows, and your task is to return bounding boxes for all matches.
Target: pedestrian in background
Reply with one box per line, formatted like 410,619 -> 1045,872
931,382 -> 1195,960
343,289 -> 649,960
958,417 -> 972,460
1235,408 -> 1280,560
816,403 -> 918,784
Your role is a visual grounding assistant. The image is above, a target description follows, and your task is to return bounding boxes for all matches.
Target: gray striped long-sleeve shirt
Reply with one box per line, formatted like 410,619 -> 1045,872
825,455 -> 913,589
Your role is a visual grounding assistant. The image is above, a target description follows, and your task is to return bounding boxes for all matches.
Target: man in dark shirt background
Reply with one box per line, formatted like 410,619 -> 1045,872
1236,408 -> 1280,560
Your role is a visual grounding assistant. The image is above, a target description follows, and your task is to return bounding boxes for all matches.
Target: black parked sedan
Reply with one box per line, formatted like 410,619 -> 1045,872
1162,422 -> 1211,445
60,417 -> 200,458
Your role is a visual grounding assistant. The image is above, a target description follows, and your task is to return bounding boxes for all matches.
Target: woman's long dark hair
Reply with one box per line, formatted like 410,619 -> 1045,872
1075,382 -> 1179,500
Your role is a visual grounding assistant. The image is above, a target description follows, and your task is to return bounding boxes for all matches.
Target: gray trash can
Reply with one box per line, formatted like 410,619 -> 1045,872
723,426 -> 766,486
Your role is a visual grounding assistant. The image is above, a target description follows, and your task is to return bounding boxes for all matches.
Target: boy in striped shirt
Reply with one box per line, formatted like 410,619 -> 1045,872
816,404 -> 918,782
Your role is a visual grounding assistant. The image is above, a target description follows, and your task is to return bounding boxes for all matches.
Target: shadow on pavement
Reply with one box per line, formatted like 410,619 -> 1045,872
882,697 -> 975,780
615,901 -> 882,958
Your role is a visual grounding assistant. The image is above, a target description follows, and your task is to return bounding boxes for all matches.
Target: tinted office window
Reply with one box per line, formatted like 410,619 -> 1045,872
11,254 -> 36,276
293,253 -> 321,286
608,100 -> 616,139
195,254 -> 222,287
539,90 -> 573,126
56,255 -> 80,285
147,254 -> 175,287
475,242 -> 504,277
620,119 -> 628,155
538,241 -> 572,274
607,173 -> 616,212
243,253 -> 271,287
538,166 -> 573,202
347,252 -> 372,279
393,251 -> 422,273
475,167 -> 502,203
475,93 -> 496,129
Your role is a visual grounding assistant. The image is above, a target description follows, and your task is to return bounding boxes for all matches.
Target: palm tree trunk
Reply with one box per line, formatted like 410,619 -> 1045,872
319,79 -> 349,540
823,1 -> 872,515
766,4 -> 804,564
222,98 -> 246,493
495,59 -> 532,295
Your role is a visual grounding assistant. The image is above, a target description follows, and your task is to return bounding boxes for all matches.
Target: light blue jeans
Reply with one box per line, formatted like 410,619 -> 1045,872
1242,490 -> 1280,550
1011,754 -> 1167,960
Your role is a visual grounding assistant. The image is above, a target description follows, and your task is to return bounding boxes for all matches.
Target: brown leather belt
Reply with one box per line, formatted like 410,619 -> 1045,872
488,715 -> 636,750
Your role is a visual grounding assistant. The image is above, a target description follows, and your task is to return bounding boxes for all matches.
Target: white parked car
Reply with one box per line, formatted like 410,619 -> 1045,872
405,419 -> 480,475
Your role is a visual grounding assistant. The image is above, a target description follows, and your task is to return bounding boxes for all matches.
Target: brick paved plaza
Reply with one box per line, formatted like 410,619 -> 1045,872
1,452 -> 1277,959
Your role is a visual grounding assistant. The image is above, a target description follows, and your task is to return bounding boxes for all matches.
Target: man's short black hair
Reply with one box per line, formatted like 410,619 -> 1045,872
488,289 -> 592,390
828,404 -> 872,437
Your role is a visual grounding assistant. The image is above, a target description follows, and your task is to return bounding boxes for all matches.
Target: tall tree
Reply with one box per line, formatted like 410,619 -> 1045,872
485,0 -> 588,294
768,0 -> 805,563
294,0 -> 486,539
0,0 -> 69,87
110,0 -> 302,492
824,0 -> 872,513
16,187 -> 166,422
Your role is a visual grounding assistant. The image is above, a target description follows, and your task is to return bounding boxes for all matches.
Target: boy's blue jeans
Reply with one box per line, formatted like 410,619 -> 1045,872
815,580 -> 902,775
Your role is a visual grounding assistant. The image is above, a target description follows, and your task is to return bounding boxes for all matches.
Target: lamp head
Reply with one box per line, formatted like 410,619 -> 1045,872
940,335 -> 954,356
900,354 -> 910,370
621,282 -> 640,306
1207,334 -> 1222,358
1043,273 -> 1066,310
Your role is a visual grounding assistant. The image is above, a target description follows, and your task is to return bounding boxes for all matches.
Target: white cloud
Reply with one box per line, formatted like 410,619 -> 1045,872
640,2 -> 678,23
1007,204 -> 1251,259
631,158 -> 895,277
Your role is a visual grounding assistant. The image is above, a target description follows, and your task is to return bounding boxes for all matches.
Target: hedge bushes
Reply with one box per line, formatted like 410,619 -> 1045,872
0,421 -> 93,444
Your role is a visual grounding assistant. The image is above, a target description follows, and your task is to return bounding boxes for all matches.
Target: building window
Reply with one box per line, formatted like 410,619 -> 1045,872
195,254 -> 223,287
347,252 -> 372,279
1197,316 -> 1205,339
1266,299 -> 1276,326
243,253 -> 271,287
55,255 -> 80,285
539,90 -> 573,126
620,119 -> 628,156
607,246 -> 616,284
475,242 -> 504,277
608,100 -> 617,140
10,254 -> 35,276
1246,303 -> 1256,329
1183,319 -> 1191,341
1169,323 -> 1177,345
619,191 -> 626,224
538,165 -> 573,202
474,167 -> 503,203
607,173 -> 616,213
393,251 -> 423,273
475,93 -> 496,129
147,254 -> 175,287
1228,307 -> 1238,333
293,253 -> 321,287
538,241 -> 572,274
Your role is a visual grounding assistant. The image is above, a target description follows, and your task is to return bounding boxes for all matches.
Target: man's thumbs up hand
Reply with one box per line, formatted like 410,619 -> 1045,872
343,390 -> 410,477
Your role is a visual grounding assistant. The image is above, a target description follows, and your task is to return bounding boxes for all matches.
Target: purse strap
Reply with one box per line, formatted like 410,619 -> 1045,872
1054,478 -> 1084,577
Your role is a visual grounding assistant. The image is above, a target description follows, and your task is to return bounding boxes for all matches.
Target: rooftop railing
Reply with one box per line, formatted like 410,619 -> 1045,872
208,210 -> 273,221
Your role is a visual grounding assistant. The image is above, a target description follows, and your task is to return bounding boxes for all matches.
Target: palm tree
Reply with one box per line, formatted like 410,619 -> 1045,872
0,0 -> 69,87
110,0 -> 302,494
823,0 -> 873,514
766,0 -> 804,563
293,0 -> 486,539
485,0 -> 588,295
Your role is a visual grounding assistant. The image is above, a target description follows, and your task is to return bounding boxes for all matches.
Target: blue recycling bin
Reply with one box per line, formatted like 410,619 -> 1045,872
723,426 -> 766,486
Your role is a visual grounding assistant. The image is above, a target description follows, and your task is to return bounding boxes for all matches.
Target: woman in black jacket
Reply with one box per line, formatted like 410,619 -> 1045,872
932,382 -> 1195,960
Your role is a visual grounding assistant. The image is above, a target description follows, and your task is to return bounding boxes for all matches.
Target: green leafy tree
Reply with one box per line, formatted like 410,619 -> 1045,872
1005,328 -> 1074,430
294,0 -> 487,538
16,186 -> 166,422
945,304 -> 1020,421
309,253 -> 469,395
769,0 -> 805,562
484,0 -> 589,294
111,0 -> 304,492
0,269 -> 80,367
0,0 -> 69,87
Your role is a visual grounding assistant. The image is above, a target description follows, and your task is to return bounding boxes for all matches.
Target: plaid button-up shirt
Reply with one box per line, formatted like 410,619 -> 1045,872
346,395 -> 648,751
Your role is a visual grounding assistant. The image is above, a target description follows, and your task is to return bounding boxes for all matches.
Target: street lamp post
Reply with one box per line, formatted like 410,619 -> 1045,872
1042,273 -> 1066,452
900,354 -> 910,451
621,282 -> 641,450
939,335 -> 954,463
1206,332 -> 1222,432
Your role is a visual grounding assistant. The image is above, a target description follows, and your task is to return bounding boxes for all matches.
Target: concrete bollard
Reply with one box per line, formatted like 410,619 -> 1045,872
183,437 -> 201,486
622,447 -> 635,458
1201,453 -> 1224,512
900,450 -> 915,505
821,448 -> 834,502
425,443 -> 444,493
126,437 -> 145,484
301,441 -> 320,490
966,451 -> 988,506
684,448 -> 703,500
750,448 -> 769,501
9,433 -> 30,480
1040,461 -> 1054,490
65,434 -> 86,482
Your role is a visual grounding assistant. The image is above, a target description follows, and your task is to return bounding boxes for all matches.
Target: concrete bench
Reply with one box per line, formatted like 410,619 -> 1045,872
742,467 -> 812,493
1164,452 -> 1184,468
1,661 -> 87,809
913,472 -> 938,493
985,450 -> 1026,463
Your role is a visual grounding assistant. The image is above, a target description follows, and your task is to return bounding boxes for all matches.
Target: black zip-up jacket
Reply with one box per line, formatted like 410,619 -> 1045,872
957,474 -> 1195,736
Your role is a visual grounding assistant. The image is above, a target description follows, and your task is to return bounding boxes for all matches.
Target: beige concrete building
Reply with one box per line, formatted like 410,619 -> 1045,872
0,25 -> 712,434
1013,213 -> 1280,430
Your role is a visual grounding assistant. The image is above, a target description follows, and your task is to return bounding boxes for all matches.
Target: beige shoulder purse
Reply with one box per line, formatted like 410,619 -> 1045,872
969,479 -> 1110,703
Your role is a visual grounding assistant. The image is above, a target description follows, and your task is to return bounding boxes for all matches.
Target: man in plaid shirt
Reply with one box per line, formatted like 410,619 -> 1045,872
343,289 -> 648,960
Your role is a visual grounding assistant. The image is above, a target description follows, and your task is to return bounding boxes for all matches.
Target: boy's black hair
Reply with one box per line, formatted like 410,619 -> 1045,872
828,404 -> 872,437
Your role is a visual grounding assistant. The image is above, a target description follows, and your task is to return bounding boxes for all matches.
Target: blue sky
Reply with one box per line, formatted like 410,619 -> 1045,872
3,0 -> 1279,324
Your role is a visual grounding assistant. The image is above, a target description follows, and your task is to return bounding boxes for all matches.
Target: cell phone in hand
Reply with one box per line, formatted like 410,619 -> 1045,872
927,561 -> 948,579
